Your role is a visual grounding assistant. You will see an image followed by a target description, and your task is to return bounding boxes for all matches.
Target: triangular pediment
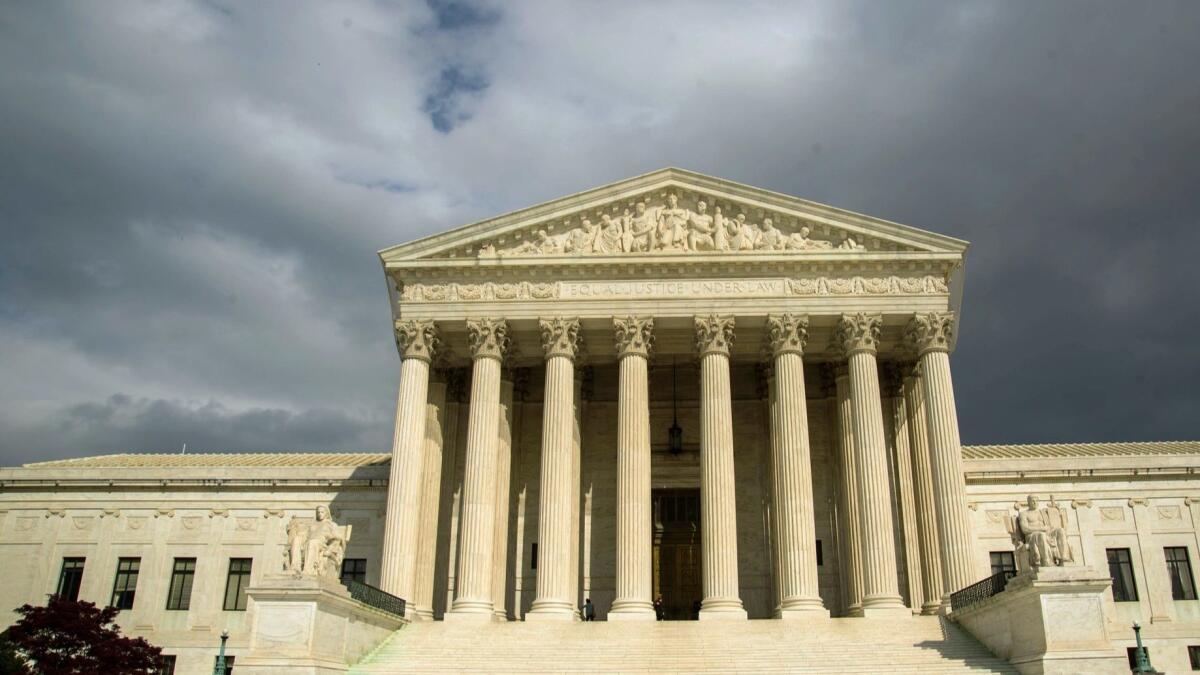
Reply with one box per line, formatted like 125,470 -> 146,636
379,168 -> 968,263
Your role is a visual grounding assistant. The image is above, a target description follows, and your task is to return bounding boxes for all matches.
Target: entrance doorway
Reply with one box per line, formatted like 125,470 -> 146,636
652,488 -> 701,620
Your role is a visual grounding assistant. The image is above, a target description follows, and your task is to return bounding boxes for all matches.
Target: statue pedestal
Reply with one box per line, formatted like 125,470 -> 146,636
952,566 -> 1126,675
236,575 -> 407,675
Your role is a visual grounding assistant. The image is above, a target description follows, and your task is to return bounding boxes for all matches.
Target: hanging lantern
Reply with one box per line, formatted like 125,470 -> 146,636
668,358 -> 683,455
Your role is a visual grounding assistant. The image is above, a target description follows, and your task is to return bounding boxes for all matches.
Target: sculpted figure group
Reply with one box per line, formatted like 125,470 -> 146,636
1007,494 -> 1074,571
285,505 -> 351,580
494,194 -> 866,256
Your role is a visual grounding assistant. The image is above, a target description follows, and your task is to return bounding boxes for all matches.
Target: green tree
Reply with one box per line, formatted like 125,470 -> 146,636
5,597 -> 161,675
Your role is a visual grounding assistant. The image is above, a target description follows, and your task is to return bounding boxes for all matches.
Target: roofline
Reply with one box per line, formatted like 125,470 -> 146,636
376,167 -> 970,262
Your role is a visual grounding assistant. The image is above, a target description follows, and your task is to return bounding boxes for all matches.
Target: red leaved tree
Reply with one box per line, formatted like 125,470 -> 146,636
4,596 -> 161,675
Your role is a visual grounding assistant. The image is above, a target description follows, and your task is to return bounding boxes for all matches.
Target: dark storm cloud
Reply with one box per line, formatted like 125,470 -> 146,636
0,0 -> 1197,465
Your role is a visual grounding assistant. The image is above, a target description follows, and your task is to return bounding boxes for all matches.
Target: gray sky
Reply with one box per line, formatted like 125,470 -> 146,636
1,0 -> 1198,465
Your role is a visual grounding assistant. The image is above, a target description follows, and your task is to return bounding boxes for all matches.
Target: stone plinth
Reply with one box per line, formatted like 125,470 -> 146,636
951,567 -> 1126,675
237,575 -> 407,675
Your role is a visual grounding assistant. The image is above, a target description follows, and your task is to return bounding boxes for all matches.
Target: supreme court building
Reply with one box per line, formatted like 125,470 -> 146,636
3,169 -> 1199,673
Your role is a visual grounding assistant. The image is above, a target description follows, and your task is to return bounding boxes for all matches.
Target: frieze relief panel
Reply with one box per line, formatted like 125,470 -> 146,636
446,189 -> 907,259
400,275 -> 948,303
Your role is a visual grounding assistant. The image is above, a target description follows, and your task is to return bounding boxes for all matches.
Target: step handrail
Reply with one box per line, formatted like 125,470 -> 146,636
949,570 -> 1016,612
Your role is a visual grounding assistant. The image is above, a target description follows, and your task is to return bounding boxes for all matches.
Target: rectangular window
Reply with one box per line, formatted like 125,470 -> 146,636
223,558 -> 252,611
340,558 -> 367,585
990,551 -> 1016,576
157,655 -> 177,675
214,655 -> 235,674
166,558 -> 196,610
1189,645 -> 1200,670
1107,548 -> 1138,602
1167,547 -> 1197,600
57,557 -> 85,601
110,557 -> 141,610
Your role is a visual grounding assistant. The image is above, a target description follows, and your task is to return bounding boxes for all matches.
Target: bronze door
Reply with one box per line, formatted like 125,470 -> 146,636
652,489 -> 701,620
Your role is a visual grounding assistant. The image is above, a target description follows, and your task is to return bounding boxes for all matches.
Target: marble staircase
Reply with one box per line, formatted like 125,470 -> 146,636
350,615 -> 1017,673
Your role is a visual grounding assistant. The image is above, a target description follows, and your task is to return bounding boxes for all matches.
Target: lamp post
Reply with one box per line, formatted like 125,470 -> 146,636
1132,622 -> 1157,673
213,630 -> 229,675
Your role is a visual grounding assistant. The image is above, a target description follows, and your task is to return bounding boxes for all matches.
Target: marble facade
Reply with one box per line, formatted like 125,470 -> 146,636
2,169 -> 1198,673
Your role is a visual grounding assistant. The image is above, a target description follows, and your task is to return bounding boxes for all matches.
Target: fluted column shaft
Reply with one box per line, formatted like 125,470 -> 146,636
907,311 -> 975,606
695,315 -> 747,620
412,378 -> 448,620
839,313 -> 907,615
528,318 -> 581,620
888,376 -> 923,613
834,367 -> 863,615
767,315 -> 826,617
490,378 -> 515,620
380,320 -> 438,614
448,318 -> 508,620
904,368 -> 944,614
610,317 -> 656,620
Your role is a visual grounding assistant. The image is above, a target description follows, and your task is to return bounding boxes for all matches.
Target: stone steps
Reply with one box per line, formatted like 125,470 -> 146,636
351,616 -> 1017,673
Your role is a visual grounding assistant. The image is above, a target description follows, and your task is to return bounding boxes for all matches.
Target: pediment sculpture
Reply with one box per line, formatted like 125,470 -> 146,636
284,505 -> 352,579
475,192 -> 870,258
1005,495 -> 1074,571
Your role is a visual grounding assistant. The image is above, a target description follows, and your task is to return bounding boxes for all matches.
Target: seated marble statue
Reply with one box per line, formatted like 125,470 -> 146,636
1009,495 -> 1073,570
285,505 -> 351,579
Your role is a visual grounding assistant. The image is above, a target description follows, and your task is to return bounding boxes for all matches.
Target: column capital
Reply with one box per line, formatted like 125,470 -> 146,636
466,318 -> 510,361
836,312 -> 882,355
394,319 -> 439,363
613,316 -> 654,359
539,316 -> 581,360
694,314 -> 735,357
905,311 -> 956,356
766,314 -> 809,357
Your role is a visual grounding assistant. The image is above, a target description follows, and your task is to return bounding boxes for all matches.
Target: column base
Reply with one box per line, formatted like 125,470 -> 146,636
776,606 -> 830,619
608,609 -> 657,621
919,602 -> 942,616
699,607 -> 748,621
444,599 -> 499,623
524,610 -> 580,623
699,598 -> 747,621
859,605 -> 912,618
444,610 -> 500,623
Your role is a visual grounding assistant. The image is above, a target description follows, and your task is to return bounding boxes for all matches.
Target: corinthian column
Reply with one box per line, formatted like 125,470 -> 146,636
411,375 -> 448,620
694,314 -> 747,620
447,318 -> 508,621
527,317 -> 582,621
490,375 -> 515,620
834,364 -> 863,616
609,317 -> 656,621
379,319 -> 438,616
903,364 -> 944,615
836,313 -> 907,616
766,315 -> 827,617
906,312 -> 975,607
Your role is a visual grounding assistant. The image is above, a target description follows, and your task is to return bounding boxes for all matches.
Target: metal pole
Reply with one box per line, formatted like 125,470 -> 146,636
214,630 -> 229,675
1132,622 -> 1156,673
